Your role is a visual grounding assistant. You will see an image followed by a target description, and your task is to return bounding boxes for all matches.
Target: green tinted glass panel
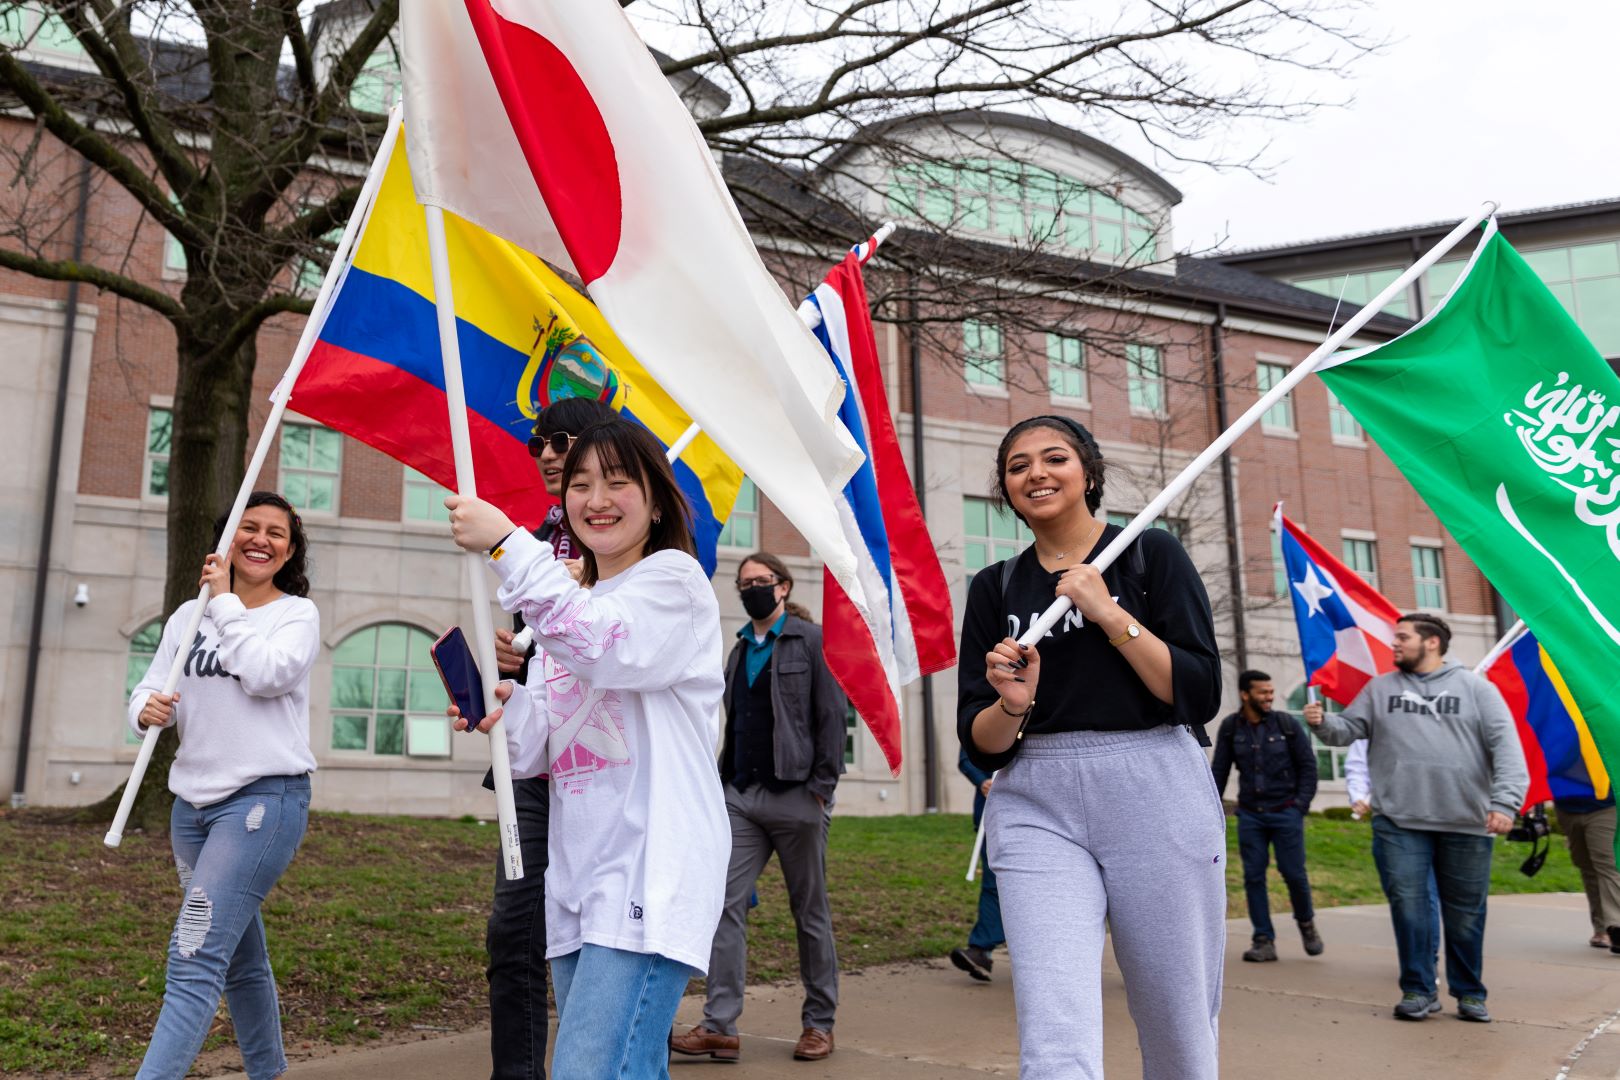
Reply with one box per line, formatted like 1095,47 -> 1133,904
282,473 -> 308,508
147,409 -> 172,454
1127,227 -> 1153,257
407,671 -> 445,712
332,713 -> 368,750
989,507 -> 1019,541
956,161 -> 990,193
1066,214 -> 1091,249
281,428 -> 310,469
1571,242 -> 1620,279
1548,281 -> 1577,316
965,541 -> 987,570
303,476 -> 335,512
735,478 -> 757,513
148,460 -> 170,497
994,201 -> 1023,236
374,713 -> 404,755
1523,247 -> 1570,282
1093,221 -> 1124,257
960,195 -> 990,230
332,628 -> 375,664
923,188 -> 954,225
1578,277 -> 1620,355
331,667 -> 373,710
311,429 -> 341,472
407,716 -> 451,757
34,12 -> 82,54
410,627 -> 437,666
376,668 -> 407,710
962,498 -> 988,536
377,624 -> 409,666
405,483 -> 431,521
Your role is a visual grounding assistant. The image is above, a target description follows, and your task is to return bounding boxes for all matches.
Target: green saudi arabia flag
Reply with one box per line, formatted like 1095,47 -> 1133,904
1319,225 -> 1620,833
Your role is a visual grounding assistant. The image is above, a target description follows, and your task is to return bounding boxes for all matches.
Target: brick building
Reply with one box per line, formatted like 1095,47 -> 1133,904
3,6 -> 1522,818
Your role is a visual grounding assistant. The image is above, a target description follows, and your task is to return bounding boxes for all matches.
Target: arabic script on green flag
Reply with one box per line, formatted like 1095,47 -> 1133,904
1318,225 -> 1620,833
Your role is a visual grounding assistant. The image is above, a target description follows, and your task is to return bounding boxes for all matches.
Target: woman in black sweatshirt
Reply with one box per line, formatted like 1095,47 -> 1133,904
957,415 -> 1225,1080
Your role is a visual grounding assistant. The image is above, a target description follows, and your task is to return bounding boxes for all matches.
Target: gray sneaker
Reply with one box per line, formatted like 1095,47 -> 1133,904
1393,993 -> 1441,1020
1456,996 -> 1492,1022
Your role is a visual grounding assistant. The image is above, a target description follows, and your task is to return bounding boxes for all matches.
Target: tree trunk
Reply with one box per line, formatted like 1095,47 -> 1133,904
77,320 -> 257,830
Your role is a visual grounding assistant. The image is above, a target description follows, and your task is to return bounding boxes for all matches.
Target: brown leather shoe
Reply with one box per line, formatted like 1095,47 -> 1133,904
669,1023 -> 740,1062
793,1027 -> 834,1061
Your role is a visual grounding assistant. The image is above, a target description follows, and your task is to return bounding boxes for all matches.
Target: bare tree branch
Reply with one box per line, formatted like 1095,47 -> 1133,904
0,243 -> 183,319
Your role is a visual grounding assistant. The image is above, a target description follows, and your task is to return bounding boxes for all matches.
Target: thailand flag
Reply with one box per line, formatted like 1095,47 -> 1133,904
399,0 -> 868,606
801,238 -> 956,776
1275,504 -> 1402,705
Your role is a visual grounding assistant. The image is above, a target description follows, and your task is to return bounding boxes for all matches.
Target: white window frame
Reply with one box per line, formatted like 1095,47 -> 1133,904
143,403 -> 173,502
1410,542 -> 1447,611
717,477 -> 758,550
1328,389 -> 1364,445
1340,532 -> 1379,592
402,467 -> 452,524
963,319 -> 1006,393
1046,333 -> 1088,404
279,420 -> 343,517
329,623 -> 446,758
1126,342 -> 1164,416
1256,358 -> 1295,433
962,495 -> 1032,584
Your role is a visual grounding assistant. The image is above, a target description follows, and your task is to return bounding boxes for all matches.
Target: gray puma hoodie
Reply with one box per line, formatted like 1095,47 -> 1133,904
1314,661 -> 1529,835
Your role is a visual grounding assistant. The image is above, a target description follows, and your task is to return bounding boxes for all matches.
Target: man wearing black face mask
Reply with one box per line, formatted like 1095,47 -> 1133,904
670,552 -> 849,1064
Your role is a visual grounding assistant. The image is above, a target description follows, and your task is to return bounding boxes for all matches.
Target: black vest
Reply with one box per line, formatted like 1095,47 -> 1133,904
726,660 -> 788,791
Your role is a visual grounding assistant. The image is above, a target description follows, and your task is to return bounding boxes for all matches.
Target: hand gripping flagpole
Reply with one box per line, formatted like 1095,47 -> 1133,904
423,203 -> 524,881
1012,202 -> 1500,651
105,104 -> 406,848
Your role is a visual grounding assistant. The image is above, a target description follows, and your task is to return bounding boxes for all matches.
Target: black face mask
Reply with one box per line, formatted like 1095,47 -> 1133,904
740,584 -> 781,621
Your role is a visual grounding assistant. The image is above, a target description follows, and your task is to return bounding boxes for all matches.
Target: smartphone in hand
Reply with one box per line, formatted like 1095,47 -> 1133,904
430,626 -> 486,732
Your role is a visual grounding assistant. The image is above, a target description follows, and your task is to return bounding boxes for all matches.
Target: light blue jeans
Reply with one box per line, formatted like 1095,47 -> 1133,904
137,774 -> 311,1080
550,944 -> 696,1079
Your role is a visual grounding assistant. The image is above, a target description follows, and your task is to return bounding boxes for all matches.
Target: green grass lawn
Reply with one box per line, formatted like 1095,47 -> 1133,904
0,808 -> 1585,1075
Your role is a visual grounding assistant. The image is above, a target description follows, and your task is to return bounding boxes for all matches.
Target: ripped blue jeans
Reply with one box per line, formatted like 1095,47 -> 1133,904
137,774 -> 310,1080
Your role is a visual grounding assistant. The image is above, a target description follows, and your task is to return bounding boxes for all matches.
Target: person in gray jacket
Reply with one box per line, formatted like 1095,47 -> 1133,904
1306,613 -> 1528,1024
670,551 -> 849,1065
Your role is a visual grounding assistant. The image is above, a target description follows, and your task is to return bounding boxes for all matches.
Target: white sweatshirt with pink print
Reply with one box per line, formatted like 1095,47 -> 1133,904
487,530 -> 728,974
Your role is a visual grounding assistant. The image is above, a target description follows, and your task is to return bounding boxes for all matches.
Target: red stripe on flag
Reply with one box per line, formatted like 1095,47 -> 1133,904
1281,516 -> 1403,624
822,576 -> 903,777
1485,651 -> 1553,809
463,0 -> 622,281
294,342 -> 548,528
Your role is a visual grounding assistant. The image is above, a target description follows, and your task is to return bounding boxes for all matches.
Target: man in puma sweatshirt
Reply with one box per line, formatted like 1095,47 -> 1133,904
1306,613 -> 1528,1025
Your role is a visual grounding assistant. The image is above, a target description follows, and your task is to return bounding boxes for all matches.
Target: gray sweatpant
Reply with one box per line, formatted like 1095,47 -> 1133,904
987,726 -> 1227,1080
703,781 -> 838,1033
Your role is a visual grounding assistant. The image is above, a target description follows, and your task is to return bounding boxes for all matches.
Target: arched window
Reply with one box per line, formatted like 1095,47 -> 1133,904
124,619 -> 163,744
329,623 -> 451,758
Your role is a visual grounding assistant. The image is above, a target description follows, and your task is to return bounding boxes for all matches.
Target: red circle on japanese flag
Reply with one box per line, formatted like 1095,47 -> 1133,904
466,0 -> 622,282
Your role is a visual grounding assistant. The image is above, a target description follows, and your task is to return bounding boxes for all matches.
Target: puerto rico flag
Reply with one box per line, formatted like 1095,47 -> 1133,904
1275,504 -> 1401,705
801,236 -> 956,776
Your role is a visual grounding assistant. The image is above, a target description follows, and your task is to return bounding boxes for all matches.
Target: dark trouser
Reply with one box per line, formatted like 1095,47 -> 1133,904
487,777 -> 550,1080
704,781 -> 838,1034
1236,807 -> 1315,940
1371,816 -> 1494,1000
968,822 -> 1005,951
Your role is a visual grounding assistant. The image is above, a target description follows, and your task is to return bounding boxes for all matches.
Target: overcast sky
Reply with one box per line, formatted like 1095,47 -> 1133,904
1156,0 -> 1620,254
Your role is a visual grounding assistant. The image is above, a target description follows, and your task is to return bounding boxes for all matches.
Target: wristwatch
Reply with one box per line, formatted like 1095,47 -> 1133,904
1107,622 -> 1141,648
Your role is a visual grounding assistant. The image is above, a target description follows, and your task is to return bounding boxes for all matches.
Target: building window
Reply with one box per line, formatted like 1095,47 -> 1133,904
348,47 -> 402,113
717,477 -> 757,549
844,703 -> 860,767
1126,343 -> 1163,413
280,423 -> 342,513
1328,389 -> 1362,441
124,619 -> 163,744
962,496 -> 1032,583
329,623 -> 450,757
1411,544 -> 1447,611
1341,536 -> 1379,591
1520,242 -> 1620,357
1046,334 -> 1087,400
1,5 -> 86,59
1291,267 -> 1412,318
963,320 -> 1004,389
1272,527 -> 1288,598
1105,511 -> 1186,542
403,467 -> 452,523
1257,361 -> 1294,431
144,407 -> 172,498
886,158 -> 1158,262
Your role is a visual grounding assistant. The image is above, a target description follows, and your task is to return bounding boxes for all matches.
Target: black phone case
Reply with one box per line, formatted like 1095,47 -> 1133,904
430,626 -> 487,730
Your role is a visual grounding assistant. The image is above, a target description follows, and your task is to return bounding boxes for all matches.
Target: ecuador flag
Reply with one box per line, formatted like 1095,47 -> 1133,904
291,127 -> 742,573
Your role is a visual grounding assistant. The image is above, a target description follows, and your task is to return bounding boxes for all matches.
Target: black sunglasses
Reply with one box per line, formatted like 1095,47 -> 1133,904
527,431 -> 576,458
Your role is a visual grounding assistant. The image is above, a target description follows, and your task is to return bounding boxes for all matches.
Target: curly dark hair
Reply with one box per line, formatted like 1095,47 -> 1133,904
211,491 -> 311,598
991,414 -> 1109,522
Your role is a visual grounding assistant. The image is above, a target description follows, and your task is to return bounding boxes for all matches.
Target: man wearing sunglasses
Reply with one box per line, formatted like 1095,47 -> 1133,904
485,395 -> 613,1080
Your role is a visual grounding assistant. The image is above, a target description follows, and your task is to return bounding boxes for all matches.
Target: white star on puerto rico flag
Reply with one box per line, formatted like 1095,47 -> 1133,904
1292,564 -> 1337,617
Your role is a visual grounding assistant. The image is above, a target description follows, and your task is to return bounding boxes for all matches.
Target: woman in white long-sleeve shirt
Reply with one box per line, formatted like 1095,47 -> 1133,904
128,491 -> 319,1080
446,420 -> 728,1080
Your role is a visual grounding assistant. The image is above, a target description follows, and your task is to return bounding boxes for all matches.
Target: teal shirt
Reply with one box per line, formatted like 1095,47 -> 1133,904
738,613 -> 788,687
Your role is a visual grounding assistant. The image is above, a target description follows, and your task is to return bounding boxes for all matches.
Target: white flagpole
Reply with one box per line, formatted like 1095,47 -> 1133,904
966,783 -> 991,881
105,104 -> 405,848
1014,201 -> 1500,649
423,204 -> 524,881
1474,619 -> 1528,674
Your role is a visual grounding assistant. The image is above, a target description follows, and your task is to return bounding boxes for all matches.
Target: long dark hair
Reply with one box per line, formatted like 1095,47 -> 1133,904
737,550 -> 816,624
992,414 -> 1109,523
210,491 -> 311,597
561,420 -> 696,586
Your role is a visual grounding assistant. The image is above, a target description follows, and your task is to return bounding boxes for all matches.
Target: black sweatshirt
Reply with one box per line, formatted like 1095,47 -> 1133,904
957,523 -> 1223,774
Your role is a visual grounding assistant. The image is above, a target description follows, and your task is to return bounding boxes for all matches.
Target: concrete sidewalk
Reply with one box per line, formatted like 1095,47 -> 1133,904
231,893 -> 1620,1079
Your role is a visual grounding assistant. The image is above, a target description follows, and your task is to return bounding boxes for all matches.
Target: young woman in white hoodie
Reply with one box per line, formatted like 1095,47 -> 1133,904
446,420 -> 728,1080
128,491 -> 320,1080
